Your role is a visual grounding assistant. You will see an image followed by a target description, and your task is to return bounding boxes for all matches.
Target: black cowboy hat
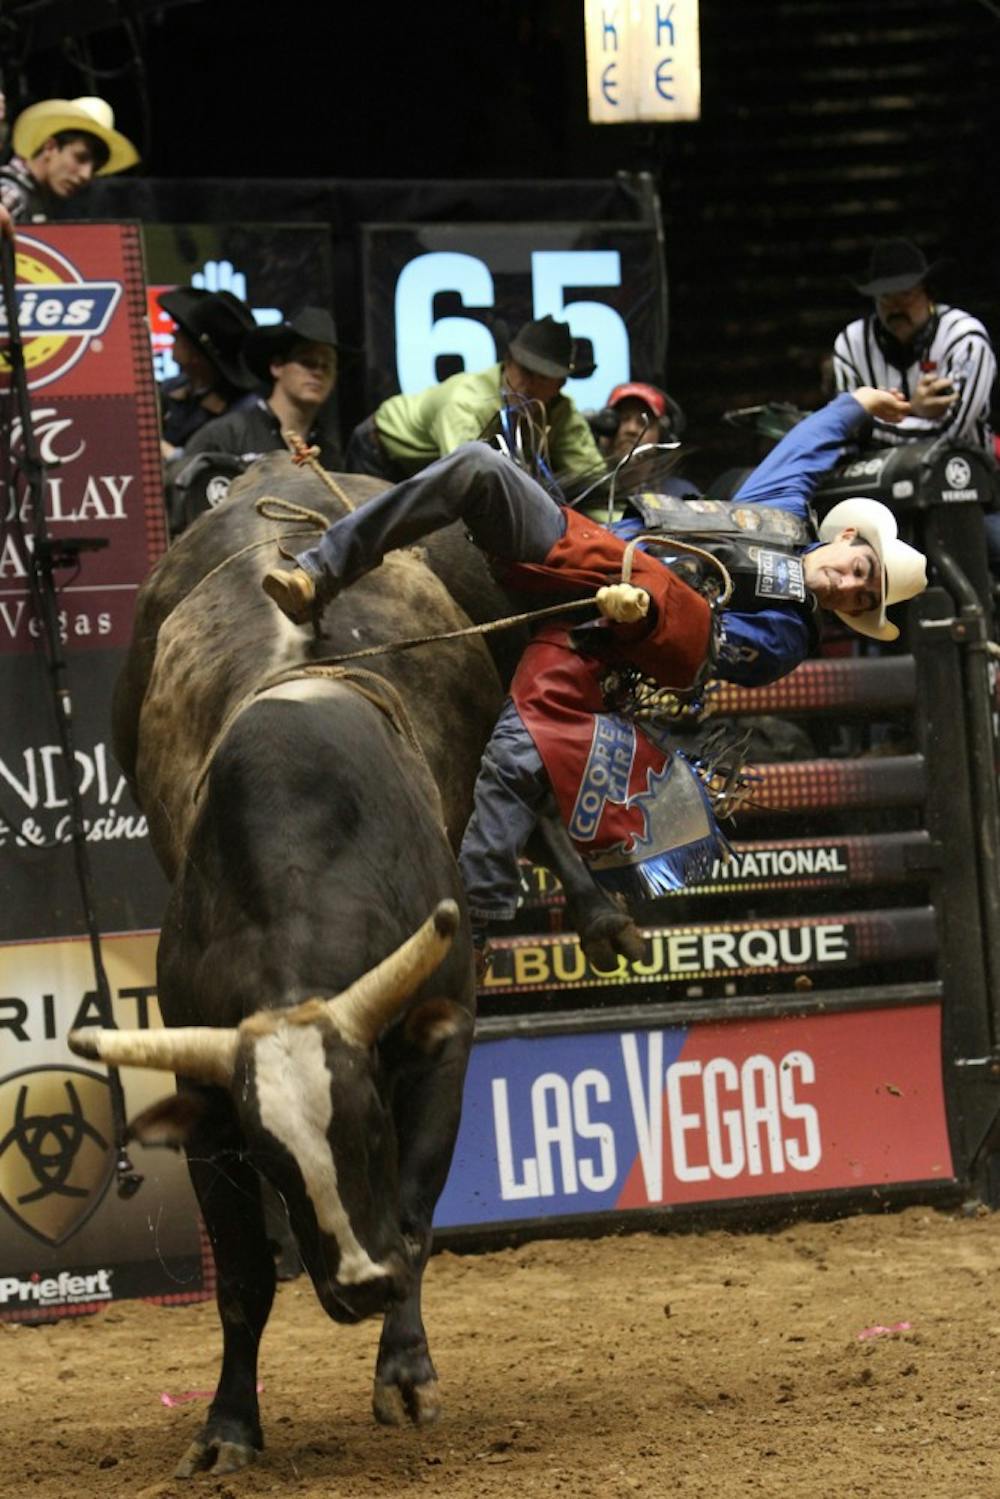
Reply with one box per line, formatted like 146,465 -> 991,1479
507,315 -> 579,380
243,307 -> 339,383
850,238 -> 947,297
157,287 -> 258,391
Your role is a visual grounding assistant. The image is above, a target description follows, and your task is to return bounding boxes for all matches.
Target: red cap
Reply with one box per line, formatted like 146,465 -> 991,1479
607,382 -> 668,419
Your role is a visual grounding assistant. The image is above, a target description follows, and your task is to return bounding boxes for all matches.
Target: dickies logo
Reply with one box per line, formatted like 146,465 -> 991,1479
0,236 -> 122,391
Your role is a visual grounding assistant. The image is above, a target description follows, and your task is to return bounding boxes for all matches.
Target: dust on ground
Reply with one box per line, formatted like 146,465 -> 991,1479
4,1205 -> 999,1499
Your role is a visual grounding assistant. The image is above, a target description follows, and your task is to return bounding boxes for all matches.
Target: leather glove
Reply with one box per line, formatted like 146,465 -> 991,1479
596,583 -> 650,624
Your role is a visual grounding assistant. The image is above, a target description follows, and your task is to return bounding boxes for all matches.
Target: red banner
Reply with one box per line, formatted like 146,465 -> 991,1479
0,223 -> 167,654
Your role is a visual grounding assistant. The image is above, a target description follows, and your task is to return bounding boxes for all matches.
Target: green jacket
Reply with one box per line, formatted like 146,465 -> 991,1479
375,363 -> 603,478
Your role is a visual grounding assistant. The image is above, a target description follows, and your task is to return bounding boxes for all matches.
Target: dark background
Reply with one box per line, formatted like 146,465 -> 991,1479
3,0 -> 998,476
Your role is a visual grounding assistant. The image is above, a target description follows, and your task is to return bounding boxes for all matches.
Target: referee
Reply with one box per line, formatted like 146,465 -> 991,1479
832,238 -> 995,454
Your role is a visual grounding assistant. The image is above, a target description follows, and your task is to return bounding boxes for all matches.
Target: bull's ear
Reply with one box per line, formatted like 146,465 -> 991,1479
403,999 -> 472,1055
125,1092 -> 207,1150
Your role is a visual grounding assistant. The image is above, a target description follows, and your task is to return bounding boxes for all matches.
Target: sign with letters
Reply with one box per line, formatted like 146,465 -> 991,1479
362,222 -> 667,414
0,224 -> 204,1315
0,934 -> 209,1320
585,0 -> 701,124
435,1005 -> 953,1228
139,222 -> 334,384
0,223 -> 169,941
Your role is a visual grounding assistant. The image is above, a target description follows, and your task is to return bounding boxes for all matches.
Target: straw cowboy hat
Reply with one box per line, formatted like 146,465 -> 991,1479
12,96 -> 139,175
818,496 -> 927,641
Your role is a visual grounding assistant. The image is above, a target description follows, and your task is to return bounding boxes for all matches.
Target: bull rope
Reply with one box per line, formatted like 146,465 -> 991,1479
281,429 -> 358,511
180,466 -> 735,804
191,663 -> 443,820
291,535 -> 734,670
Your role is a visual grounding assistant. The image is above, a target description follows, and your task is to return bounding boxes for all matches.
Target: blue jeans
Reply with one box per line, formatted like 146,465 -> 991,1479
457,699 -> 549,922
296,443 -> 565,588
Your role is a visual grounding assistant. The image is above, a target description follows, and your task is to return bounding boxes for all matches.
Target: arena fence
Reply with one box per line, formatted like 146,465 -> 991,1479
436,435 -> 1000,1243
2,212 -> 999,1317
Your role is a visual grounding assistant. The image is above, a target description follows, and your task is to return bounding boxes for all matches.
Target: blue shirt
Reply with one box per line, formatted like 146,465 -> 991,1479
611,393 -> 870,687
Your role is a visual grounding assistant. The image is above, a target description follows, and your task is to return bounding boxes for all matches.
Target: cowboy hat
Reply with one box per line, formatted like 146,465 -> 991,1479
12,96 -> 139,176
508,316 -> 578,380
818,496 -> 928,641
157,287 -> 258,391
243,307 -> 339,383
850,238 -> 946,298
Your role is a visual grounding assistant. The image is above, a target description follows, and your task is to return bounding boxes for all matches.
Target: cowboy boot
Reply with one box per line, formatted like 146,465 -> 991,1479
262,565 -> 326,625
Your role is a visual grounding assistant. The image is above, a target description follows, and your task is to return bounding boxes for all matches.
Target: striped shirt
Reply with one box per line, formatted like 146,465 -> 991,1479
832,304 -> 996,452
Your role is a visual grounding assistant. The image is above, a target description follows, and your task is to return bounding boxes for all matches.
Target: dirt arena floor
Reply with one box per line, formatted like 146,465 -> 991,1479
4,1205 -> 1000,1499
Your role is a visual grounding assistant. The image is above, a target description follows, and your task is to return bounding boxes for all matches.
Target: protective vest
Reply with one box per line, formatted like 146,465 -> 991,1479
623,491 -> 816,614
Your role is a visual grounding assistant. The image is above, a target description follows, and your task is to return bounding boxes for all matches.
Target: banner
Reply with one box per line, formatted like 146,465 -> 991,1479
0,934 -> 209,1321
1,223 -> 169,942
518,832 -> 934,908
0,224 -> 205,1315
362,221 -> 667,413
585,0 -> 702,125
436,1004 -> 952,1228
480,907 -> 937,995
140,222 -> 335,384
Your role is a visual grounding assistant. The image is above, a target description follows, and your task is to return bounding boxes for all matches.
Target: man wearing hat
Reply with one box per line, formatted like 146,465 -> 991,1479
599,381 -> 685,463
263,386 -> 927,951
0,95 -> 138,223
345,314 -> 602,485
157,287 -> 258,460
183,306 -> 342,469
832,238 -> 995,453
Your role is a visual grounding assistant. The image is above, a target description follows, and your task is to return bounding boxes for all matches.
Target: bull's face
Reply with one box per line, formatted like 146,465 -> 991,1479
67,902 -> 463,1324
236,1014 -> 411,1322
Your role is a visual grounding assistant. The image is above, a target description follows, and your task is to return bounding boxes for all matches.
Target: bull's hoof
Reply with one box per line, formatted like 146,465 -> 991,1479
580,911 -> 645,970
373,1376 -> 442,1427
174,1433 -> 260,1478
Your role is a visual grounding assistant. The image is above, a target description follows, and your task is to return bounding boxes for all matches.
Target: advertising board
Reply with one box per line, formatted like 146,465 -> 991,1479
437,1005 -> 953,1229
0,224 -> 205,1316
362,221 -> 667,414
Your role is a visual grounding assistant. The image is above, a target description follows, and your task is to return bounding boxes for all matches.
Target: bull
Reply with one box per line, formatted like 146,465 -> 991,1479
68,454 -> 639,1476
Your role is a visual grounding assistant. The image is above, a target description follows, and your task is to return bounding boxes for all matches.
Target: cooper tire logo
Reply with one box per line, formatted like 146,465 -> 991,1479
945,456 -> 972,491
0,236 -> 122,392
0,1067 -> 114,1245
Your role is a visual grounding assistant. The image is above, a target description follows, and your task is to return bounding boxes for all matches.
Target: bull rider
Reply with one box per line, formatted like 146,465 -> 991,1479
262,387 -> 928,959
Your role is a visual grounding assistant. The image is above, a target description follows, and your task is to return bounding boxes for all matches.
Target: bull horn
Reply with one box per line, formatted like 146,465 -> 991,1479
329,899 -> 459,1047
68,1025 -> 238,1086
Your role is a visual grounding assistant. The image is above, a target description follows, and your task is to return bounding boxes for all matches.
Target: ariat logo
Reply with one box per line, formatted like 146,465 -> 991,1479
0,236 -> 122,391
0,1067 -> 115,1245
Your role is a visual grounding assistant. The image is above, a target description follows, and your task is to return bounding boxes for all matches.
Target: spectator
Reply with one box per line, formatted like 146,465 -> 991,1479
598,381 -> 685,462
157,287 -> 258,461
0,95 -> 138,223
345,315 -> 602,486
578,381 -> 691,522
832,238 -> 995,453
183,306 -> 341,468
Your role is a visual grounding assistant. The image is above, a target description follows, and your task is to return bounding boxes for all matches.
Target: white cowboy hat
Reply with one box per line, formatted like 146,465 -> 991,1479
818,496 -> 927,642
12,96 -> 139,176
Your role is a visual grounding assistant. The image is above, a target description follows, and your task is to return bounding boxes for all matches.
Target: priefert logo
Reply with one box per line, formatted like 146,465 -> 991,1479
0,1268 -> 113,1306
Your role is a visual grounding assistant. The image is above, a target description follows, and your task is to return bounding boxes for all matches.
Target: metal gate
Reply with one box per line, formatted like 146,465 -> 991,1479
435,436 -> 1000,1241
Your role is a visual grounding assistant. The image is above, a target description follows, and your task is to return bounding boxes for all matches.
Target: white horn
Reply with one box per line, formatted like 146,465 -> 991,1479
329,899 -> 460,1047
68,1025 -> 239,1086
